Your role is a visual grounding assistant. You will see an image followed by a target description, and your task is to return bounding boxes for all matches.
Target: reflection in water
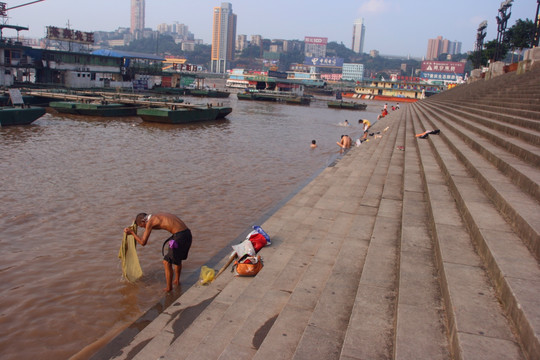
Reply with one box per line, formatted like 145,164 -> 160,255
0,95 -> 381,359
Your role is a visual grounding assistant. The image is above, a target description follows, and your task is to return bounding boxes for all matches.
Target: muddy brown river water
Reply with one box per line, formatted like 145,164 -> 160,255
0,94 -> 382,359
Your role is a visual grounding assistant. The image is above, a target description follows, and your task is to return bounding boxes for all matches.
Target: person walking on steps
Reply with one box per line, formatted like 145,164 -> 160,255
360,119 -> 371,140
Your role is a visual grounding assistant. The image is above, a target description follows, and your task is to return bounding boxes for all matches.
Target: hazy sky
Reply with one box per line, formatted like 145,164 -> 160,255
4,0 -> 537,57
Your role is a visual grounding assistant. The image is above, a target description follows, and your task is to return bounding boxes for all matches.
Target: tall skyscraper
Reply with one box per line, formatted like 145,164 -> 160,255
352,18 -> 366,54
131,0 -> 145,34
211,2 -> 237,74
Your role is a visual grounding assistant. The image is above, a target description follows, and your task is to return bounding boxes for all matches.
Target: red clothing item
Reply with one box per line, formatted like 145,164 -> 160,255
249,233 -> 267,252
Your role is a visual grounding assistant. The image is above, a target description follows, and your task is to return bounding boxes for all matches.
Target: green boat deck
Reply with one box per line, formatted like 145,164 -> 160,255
136,107 -> 221,124
49,101 -> 138,117
327,101 -> 368,110
237,92 -> 310,105
0,106 -> 46,126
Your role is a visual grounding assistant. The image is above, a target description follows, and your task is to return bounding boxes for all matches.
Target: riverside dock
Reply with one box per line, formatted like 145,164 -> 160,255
91,54 -> 540,360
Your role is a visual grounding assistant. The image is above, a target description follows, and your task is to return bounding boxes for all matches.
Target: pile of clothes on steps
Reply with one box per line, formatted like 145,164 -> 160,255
200,226 -> 271,284
415,129 -> 441,139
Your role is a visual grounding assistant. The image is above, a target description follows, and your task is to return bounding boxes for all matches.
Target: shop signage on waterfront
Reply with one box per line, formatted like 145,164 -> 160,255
46,26 -> 94,44
420,72 -> 459,81
304,36 -> 328,45
421,61 -> 465,74
304,56 -> 344,67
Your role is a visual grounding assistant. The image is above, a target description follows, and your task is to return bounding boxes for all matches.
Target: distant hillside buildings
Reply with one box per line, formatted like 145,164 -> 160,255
426,36 -> 462,60
304,36 -> 327,57
236,34 -> 248,52
94,0 -> 200,51
156,22 -> 191,39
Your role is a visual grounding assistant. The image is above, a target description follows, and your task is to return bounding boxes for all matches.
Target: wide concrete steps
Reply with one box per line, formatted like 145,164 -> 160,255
431,99 -> 540,123
167,109 -> 409,360
418,99 -> 540,257
439,79 -> 539,107
411,82 -> 540,359
254,124 -> 401,360
341,106 -> 450,360
425,100 -> 540,150
440,67 -> 540,101
409,106 -> 523,359
415,102 -> 540,256
100,109 -> 419,360
93,66 -> 539,360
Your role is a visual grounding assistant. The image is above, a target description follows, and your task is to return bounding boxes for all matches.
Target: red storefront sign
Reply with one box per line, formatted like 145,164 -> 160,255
304,36 -> 328,45
421,61 -> 465,74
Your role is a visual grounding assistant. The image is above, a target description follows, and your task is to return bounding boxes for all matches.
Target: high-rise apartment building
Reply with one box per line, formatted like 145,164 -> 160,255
251,35 -> 262,47
236,34 -> 248,52
426,36 -> 443,60
131,0 -> 145,34
211,2 -> 237,73
352,18 -> 366,54
450,41 -> 462,55
426,36 -> 462,60
157,22 -> 191,39
304,36 -> 327,57
283,40 -> 302,53
342,63 -> 364,81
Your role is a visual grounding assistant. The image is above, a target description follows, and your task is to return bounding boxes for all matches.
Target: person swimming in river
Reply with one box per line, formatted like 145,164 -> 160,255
124,212 -> 192,292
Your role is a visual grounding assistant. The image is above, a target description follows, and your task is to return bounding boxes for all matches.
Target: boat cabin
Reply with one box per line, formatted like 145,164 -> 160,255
354,79 -> 445,99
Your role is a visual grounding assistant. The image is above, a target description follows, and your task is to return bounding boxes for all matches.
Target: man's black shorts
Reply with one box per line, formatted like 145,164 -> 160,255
162,229 -> 192,265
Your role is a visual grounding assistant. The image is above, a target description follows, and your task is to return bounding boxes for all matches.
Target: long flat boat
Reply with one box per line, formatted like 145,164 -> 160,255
151,87 -> 189,96
215,106 -> 233,119
188,89 -> 230,98
49,101 -> 138,117
0,106 -> 46,126
237,92 -> 310,105
327,101 -> 368,110
136,106 -> 222,124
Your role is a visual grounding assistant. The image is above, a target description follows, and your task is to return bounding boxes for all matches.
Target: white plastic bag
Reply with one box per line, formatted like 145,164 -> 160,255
231,239 -> 256,258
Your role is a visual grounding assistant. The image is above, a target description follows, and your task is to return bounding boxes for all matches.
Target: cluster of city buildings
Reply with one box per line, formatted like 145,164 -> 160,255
211,2 -> 367,80
92,0 -> 200,52
426,36 -> 462,61
0,1 -> 467,92
19,0 -> 465,81
210,2 -> 465,85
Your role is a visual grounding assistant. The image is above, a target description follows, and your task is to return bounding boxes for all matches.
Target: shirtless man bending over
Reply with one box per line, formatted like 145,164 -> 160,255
124,212 -> 192,292
337,135 -> 351,152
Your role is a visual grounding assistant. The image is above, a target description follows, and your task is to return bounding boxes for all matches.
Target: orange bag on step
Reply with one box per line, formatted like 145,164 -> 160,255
233,255 -> 263,276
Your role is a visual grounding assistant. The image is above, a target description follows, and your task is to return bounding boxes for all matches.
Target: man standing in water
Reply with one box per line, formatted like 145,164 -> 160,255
337,134 -> 351,151
124,212 -> 192,292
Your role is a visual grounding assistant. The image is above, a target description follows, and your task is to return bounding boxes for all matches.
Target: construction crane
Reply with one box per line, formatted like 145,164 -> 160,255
0,0 -> 45,17
0,1 -> 45,39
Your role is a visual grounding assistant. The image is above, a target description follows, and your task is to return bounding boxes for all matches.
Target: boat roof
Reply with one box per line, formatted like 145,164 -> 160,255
0,24 -> 29,32
91,49 -> 165,61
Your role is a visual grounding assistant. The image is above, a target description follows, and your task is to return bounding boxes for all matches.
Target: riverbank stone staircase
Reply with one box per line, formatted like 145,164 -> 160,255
92,60 -> 540,360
